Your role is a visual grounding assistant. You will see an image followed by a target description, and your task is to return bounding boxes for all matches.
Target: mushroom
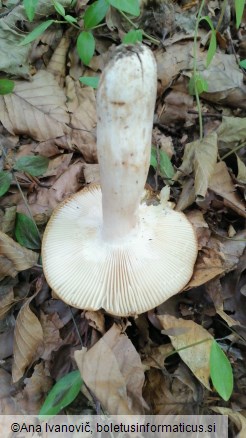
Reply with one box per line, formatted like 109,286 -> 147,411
42,44 -> 198,316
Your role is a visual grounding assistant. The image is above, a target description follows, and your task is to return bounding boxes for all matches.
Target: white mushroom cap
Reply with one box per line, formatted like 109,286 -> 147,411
42,184 -> 197,316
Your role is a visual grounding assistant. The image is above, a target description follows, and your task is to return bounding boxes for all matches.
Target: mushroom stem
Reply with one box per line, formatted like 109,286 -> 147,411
96,45 -> 157,242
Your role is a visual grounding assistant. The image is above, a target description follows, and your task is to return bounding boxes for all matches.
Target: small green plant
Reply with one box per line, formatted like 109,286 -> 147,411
21,0 -> 145,68
39,370 -> 83,416
189,0 -> 245,139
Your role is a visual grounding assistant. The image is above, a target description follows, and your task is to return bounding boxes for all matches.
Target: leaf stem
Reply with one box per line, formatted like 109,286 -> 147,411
220,142 -> 246,160
119,10 -> 160,45
193,0 -> 206,139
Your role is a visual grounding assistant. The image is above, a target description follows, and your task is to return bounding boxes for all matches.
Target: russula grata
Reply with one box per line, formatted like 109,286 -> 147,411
42,44 -> 198,316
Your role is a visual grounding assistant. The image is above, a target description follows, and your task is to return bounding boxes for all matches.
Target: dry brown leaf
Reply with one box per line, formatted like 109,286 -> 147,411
0,277 -> 18,321
212,407 -> 246,438
75,324 -> 146,414
0,71 -> 70,141
39,312 -> 64,360
47,35 -> 70,86
66,78 -> 97,162
0,287 -> 15,320
17,162 -> 84,218
209,162 -> 246,218
0,231 -> 38,280
186,210 -> 211,250
0,205 -> 16,234
23,362 -> 53,414
155,43 -> 193,92
82,163 -> 100,184
157,314 -> 213,390
143,368 -> 195,415
0,329 -> 14,360
217,116 -> 246,150
84,310 -> 105,334
175,132 -> 218,198
152,128 -> 174,157
192,52 -> 246,109
12,295 -> 44,383
0,369 -> 19,414
206,278 -> 241,326
142,344 -> 173,371
236,155 -> 246,184
176,179 -> 196,211
43,153 -> 73,178
187,230 -> 246,288
157,90 -> 194,126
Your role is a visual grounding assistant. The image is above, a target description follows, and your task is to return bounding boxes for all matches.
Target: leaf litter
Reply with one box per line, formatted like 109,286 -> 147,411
0,0 -> 245,434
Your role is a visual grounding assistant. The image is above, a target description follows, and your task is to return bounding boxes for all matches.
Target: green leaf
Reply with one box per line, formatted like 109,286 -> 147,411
84,0 -> 109,30
76,31 -> 95,66
109,0 -> 140,16
15,213 -> 41,250
199,16 -> 217,67
150,147 -> 157,169
79,76 -> 99,88
19,20 -> 54,46
235,0 -> 245,28
23,0 -> 38,22
64,15 -> 77,24
123,29 -> 143,44
189,73 -> 208,95
206,30 -> 216,67
151,147 -> 174,180
14,155 -> 49,177
39,371 -> 83,416
0,79 -> 15,95
0,171 -> 12,197
54,1 -> 65,17
210,340 -> 233,401
240,59 -> 246,69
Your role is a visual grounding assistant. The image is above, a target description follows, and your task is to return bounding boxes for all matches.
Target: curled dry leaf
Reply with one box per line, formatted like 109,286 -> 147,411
47,35 -> 70,86
187,230 -> 246,289
74,324 -> 146,414
157,314 -> 213,390
39,312 -> 64,361
209,162 -> 246,218
0,71 -> 70,141
12,295 -> 44,383
84,310 -> 105,334
174,132 -> 218,199
0,231 -> 38,280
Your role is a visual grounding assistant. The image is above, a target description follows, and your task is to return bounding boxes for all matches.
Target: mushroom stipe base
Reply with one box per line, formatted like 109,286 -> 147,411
42,184 -> 198,316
